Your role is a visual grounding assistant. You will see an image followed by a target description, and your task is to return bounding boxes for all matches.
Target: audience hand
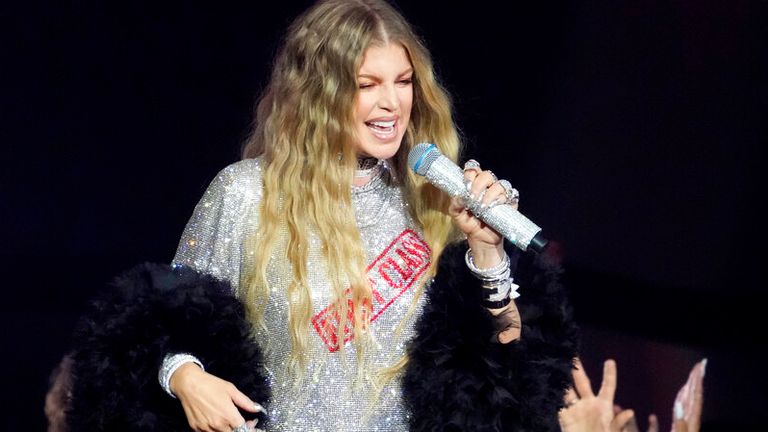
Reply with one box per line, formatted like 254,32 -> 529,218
613,405 -> 658,432
560,357 -> 706,432
559,358 -> 636,432
670,359 -> 706,432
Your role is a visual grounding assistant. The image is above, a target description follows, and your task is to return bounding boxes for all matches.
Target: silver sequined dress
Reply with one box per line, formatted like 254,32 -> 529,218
173,158 -> 430,431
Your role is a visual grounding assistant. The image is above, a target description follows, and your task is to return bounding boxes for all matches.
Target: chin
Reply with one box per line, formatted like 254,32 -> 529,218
367,147 -> 400,160
357,137 -> 405,161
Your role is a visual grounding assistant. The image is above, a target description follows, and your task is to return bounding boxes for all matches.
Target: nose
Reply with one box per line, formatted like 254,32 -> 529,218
377,84 -> 399,111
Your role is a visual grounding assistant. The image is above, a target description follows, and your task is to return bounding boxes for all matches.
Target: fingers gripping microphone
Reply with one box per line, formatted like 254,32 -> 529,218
408,143 -> 548,253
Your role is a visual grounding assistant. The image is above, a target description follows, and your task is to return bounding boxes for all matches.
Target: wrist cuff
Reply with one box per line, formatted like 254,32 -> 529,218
158,353 -> 204,398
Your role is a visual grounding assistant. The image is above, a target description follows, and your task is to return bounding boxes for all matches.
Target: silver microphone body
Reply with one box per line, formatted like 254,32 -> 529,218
408,143 -> 547,252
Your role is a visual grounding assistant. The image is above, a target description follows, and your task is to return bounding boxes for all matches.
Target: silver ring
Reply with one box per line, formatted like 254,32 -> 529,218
498,180 -> 519,204
507,187 -> 520,204
486,198 -> 503,211
509,188 -> 520,204
463,159 -> 481,172
476,198 -> 501,219
232,423 -> 250,432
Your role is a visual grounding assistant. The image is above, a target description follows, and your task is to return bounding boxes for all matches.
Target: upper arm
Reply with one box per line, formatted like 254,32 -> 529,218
172,159 -> 263,293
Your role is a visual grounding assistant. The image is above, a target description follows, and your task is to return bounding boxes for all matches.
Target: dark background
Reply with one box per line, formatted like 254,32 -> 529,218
3,0 -> 765,430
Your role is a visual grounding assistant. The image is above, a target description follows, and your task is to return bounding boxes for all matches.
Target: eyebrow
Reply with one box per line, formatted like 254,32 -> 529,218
357,68 -> 414,80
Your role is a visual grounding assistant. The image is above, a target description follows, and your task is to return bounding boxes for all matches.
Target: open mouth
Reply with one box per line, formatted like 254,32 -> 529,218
365,119 -> 397,140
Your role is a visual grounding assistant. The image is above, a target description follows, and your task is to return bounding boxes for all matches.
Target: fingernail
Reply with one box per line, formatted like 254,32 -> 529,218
254,403 -> 267,413
674,401 -> 684,420
701,358 -> 707,376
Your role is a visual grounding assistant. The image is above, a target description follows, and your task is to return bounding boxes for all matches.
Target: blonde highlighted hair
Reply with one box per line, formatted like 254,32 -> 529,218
241,0 -> 462,380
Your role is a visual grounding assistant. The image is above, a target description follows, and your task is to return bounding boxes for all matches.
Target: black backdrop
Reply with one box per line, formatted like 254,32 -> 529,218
3,1 -> 766,430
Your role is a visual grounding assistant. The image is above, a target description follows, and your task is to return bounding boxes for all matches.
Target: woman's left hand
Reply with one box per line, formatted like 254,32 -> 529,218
448,160 -> 517,269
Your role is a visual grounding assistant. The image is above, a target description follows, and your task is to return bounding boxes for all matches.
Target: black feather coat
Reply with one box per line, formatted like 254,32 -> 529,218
403,242 -> 579,431
66,264 -> 270,430
65,241 -> 577,431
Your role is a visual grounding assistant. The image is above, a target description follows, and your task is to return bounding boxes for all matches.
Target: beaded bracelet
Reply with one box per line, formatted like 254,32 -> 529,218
465,248 -> 521,308
464,249 -> 510,281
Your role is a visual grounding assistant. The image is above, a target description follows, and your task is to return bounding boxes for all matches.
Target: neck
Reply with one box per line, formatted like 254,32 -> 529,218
353,156 -> 384,187
357,156 -> 378,170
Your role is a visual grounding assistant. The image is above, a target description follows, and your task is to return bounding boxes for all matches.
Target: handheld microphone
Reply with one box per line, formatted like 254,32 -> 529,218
408,143 -> 548,253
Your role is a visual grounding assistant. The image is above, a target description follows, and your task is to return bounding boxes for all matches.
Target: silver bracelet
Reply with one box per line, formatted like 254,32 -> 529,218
158,353 -> 204,398
483,279 -> 521,301
465,248 -> 510,281
481,275 -> 512,289
485,279 -> 511,301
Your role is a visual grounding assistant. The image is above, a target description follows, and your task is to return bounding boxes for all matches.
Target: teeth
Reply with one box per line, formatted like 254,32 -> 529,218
370,120 -> 395,128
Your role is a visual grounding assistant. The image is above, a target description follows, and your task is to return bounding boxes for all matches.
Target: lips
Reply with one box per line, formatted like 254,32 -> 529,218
365,118 -> 398,140
368,119 -> 395,128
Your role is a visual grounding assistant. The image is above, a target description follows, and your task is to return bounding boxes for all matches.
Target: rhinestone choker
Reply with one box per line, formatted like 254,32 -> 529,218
355,157 -> 383,178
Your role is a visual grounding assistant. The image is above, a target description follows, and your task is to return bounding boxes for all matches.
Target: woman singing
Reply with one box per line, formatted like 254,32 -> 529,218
63,1 -> 578,431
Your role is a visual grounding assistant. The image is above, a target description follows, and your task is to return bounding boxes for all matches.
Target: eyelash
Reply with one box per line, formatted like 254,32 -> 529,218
358,78 -> 413,89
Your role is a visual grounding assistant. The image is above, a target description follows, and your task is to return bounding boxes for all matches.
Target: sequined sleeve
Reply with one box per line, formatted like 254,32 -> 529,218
172,159 -> 263,294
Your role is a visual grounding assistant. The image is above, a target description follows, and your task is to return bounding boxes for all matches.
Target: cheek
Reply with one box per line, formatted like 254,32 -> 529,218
401,88 -> 414,118
355,94 -> 374,121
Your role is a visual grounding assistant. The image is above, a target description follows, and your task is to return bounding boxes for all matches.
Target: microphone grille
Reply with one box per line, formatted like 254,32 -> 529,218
408,143 -> 441,175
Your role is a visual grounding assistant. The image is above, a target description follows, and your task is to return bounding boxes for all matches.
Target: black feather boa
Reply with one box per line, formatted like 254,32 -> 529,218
402,242 -> 579,431
66,263 -> 270,431
64,243 -> 576,431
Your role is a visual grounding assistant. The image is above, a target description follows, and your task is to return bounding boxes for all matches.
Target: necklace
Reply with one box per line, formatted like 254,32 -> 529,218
352,160 -> 396,228
355,157 -> 382,178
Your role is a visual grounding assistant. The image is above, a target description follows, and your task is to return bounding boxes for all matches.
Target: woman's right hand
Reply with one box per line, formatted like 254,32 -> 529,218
170,363 -> 266,432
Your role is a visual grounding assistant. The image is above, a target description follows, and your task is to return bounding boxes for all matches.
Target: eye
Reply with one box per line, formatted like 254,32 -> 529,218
398,77 -> 413,86
358,82 -> 374,89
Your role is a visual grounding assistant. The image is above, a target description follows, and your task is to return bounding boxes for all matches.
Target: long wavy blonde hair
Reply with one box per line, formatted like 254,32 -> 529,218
241,0 -> 462,379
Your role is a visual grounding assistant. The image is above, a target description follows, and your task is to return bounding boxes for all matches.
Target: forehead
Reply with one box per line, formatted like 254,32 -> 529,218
358,43 -> 412,74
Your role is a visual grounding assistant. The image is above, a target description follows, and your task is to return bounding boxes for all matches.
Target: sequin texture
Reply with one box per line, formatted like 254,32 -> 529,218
173,158 -> 428,431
